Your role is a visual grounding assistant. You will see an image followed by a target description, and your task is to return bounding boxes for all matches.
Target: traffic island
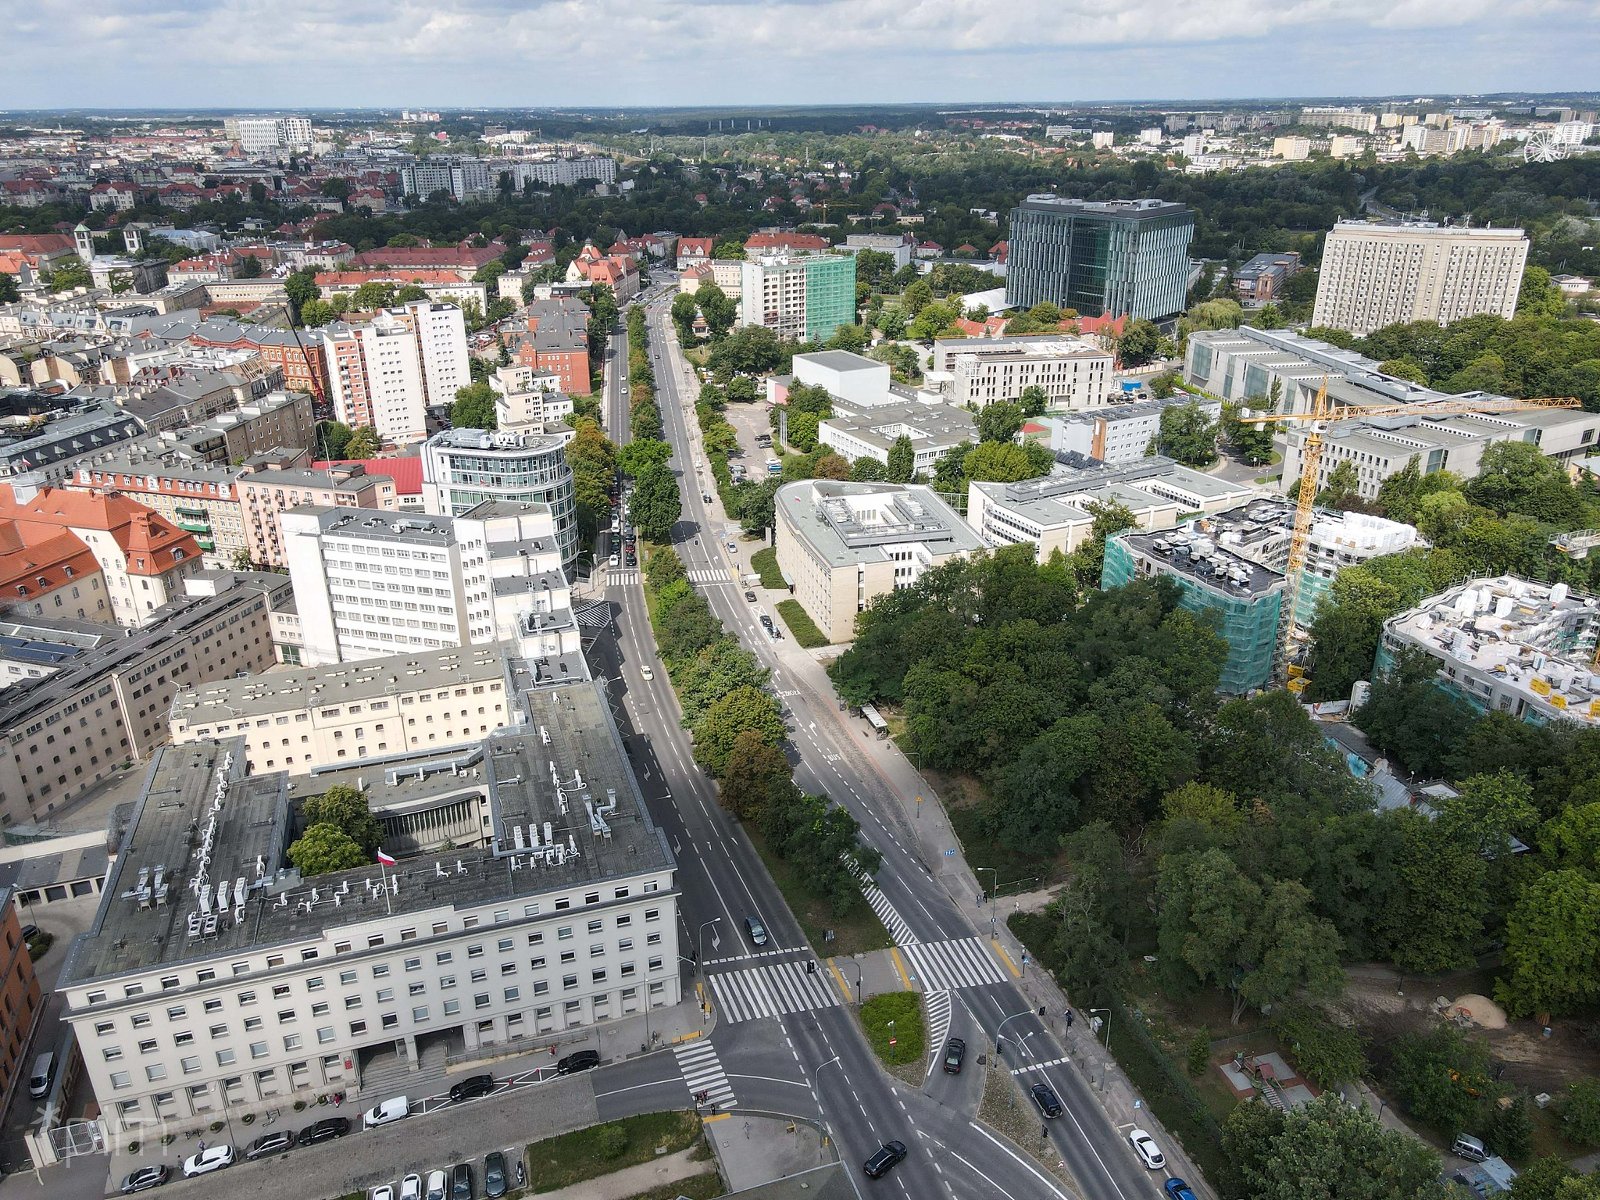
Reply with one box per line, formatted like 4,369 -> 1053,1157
860,991 -> 927,1085
977,1049 -> 1083,1196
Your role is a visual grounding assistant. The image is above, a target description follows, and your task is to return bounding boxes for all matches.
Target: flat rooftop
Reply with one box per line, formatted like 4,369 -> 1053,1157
63,681 -> 673,986
295,507 -> 456,546
1018,195 -> 1191,219
778,481 -> 984,566
1120,522 -> 1283,598
794,350 -> 885,374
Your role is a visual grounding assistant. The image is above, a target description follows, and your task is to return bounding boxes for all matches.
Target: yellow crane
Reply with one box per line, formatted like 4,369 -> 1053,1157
1240,386 -> 1582,686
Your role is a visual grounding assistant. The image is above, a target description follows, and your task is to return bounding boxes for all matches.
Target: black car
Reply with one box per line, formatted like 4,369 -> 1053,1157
1031,1082 -> 1064,1118
744,590 -> 757,602
20,924 -> 39,942
863,1140 -> 908,1179
245,1129 -> 296,1159
483,1151 -> 508,1200
743,916 -> 769,947
297,1116 -> 351,1146
451,1162 -> 475,1200
759,614 -> 775,632
555,1049 -> 600,1075
943,1037 -> 967,1074
120,1165 -> 169,1194
449,1073 -> 497,1103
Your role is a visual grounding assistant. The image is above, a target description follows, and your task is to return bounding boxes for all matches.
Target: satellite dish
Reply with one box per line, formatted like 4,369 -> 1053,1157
1523,131 -> 1568,164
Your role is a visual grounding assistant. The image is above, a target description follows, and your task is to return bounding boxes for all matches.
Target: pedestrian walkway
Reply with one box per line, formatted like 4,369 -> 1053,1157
708,959 -> 840,1024
900,937 -> 1007,993
855,868 -> 917,945
607,571 -> 640,585
673,1040 -> 736,1110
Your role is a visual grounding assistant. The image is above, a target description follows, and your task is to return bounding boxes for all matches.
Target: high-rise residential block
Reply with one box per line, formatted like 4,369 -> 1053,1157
323,302 -> 469,446
1311,221 -> 1529,335
1004,196 -> 1194,322
738,254 -> 857,343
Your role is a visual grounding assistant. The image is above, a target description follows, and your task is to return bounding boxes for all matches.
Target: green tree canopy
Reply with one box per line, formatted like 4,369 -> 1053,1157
451,380 -> 497,431
287,823 -> 367,877
629,464 -> 682,542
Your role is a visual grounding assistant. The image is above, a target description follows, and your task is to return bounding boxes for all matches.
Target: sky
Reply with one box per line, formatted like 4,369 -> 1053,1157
5,0 -> 1600,109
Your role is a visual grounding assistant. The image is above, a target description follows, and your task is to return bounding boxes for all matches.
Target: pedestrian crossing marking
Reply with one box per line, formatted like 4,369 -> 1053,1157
900,937 -> 1007,993
608,571 -> 641,585
1010,1054 -> 1072,1076
687,569 -> 732,585
924,991 -> 953,1081
673,1039 -> 736,1110
851,865 -> 917,945
707,958 -> 841,1024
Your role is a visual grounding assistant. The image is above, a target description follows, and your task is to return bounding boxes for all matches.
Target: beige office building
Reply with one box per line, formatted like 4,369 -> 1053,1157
1311,221 -> 1529,336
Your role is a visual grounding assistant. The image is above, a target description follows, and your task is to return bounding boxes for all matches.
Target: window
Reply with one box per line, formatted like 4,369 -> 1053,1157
467,945 -> 484,959
339,970 -> 357,986
589,944 -> 604,958
500,963 -> 516,977
306,976 -> 324,991
442,1000 -> 460,1016
166,1005 -> 186,1019
181,1056 -> 201,1075
272,985 -> 290,999
249,1042 -> 268,1060
503,988 -> 519,1003
110,1071 -> 132,1089
376,988 -> 394,1004
103,1046 -> 123,1062
145,1065 -> 167,1082
209,1024 -> 227,1039
440,975 -> 456,990
174,1032 -> 194,1046
243,1016 -> 263,1031
412,1006 -> 429,1023
94,1022 -> 114,1038
645,909 -> 660,922
131,1014 -> 151,1029
349,1021 -> 367,1036
591,969 -> 607,984
371,964 -> 390,978
533,981 -> 549,996
557,926 -> 573,941
404,957 -> 421,973
474,993 -> 490,1010
317,1027 -> 336,1045
615,914 -> 631,928
311,1002 -> 329,1017
409,982 -> 426,997
436,951 -> 452,965
345,996 -> 362,1010
283,1034 -> 303,1052
138,1039 -> 157,1054
586,920 -> 602,935
584,892 -> 599,906
530,956 -> 546,970
237,990 -> 257,1007
562,975 -> 578,991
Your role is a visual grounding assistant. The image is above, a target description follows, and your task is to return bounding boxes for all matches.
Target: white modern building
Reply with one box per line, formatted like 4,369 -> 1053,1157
1311,221 -> 1530,336
323,303 -> 470,446
1041,396 -> 1221,466
931,335 -> 1113,411
421,428 -> 579,573
61,680 -> 680,1136
490,365 -> 573,430
818,402 -> 975,475
791,351 -> 891,408
280,502 -> 577,667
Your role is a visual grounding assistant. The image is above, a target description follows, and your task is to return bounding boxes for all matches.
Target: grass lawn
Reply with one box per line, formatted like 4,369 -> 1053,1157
745,824 -> 890,958
527,1111 -> 703,1193
862,991 -> 926,1068
618,1174 -> 723,1200
750,546 -> 786,590
776,599 -> 828,648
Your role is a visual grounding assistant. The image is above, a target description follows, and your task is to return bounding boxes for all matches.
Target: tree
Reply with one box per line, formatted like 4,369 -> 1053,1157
345,426 -> 381,458
1438,770 -> 1537,859
887,436 -> 916,483
902,279 -> 933,316
1386,1024 -> 1492,1134
708,325 -> 782,375
693,685 -> 786,776
719,730 -> 791,820
629,464 -> 682,542
1372,807 -> 1489,973
1496,870 -> 1600,1017
283,268 -> 320,324
302,784 -> 384,854
300,298 -> 336,328
696,282 -> 738,339
827,324 -> 870,353
46,259 -> 91,292
321,177 -> 352,202
1156,402 -> 1219,466
229,548 -> 254,571
617,439 -> 672,478
0,272 -> 19,304
963,441 -> 1046,484
287,823 -> 367,877
670,291 -> 699,341
1117,319 -> 1162,367
1560,1078 -> 1600,1148
1517,265 -> 1565,320
1269,1005 -> 1368,1090
316,420 -> 354,460
1226,1094 -> 1447,1200
1018,385 -> 1050,417
1380,357 -> 1431,385
1315,460 -> 1364,510
451,381 -> 497,431
1222,401 -> 1276,464
977,401 -> 1024,444
814,453 -> 851,480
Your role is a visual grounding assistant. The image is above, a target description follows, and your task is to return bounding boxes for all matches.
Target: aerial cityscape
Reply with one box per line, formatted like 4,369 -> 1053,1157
0,70 -> 1599,1200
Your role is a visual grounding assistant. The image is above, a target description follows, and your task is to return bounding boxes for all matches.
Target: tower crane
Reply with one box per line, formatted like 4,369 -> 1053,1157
1240,385 -> 1582,686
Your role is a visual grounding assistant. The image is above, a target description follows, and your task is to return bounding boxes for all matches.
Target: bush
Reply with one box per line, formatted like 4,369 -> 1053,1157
594,1123 -> 629,1161
1270,1004 -> 1368,1090
751,547 -> 785,590
1562,1077 -> 1600,1146
776,600 -> 828,648
1187,1030 -> 1211,1077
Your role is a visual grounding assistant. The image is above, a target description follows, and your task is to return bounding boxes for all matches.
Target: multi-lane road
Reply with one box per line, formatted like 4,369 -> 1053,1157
588,293 -> 1177,1200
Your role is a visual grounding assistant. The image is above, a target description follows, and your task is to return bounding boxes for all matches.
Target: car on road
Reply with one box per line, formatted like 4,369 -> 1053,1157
182,1145 -> 235,1177
299,1116 -> 351,1146
744,590 -> 757,602
863,1140 -> 908,1179
641,665 -> 654,681
484,1151 -> 508,1199
1164,1179 -> 1198,1200
1128,1128 -> 1165,1170
609,554 -> 619,567
401,1174 -> 422,1200
450,1162 -> 475,1200
120,1165 -> 169,1193
744,916 -> 769,946
425,1169 -> 447,1200
942,1038 -> 967,1074
449,1074 -> 497,1103
555,1049 -> 600,1075
372,1185 -> 394,1200
245,1129 -> 296,1159
1031,1082 -> 1064,1118
364,1096 -> 410,1129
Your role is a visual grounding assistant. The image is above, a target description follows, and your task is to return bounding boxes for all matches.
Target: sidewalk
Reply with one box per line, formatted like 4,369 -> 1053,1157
705,1114 -> 833,1191
539,1147 -> 712,1200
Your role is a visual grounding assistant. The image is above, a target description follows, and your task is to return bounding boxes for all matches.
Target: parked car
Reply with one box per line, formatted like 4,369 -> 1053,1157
702,493 -> 713,503
484,1151 -> 508,1199
1128,1128 -> 1165,1170
1031,1082 -> 1064,1118
744,916 -> 769,947
744,590 -> 757,602
450,1162 -> 475,1200
364,1096 -> 410,1129
120,1165 -> 169,1194
401,1174 -> 422,1200
1164,1179 -> 1199,1200
942,1038 -> 967,1074
299,1116 -> 351,1146
448,1074 -> 497,1103
555,1049 -> 600,1075
182,1145 -> 235,1177
425,1169 -> 447,1200
245,1129 -> 296,1159
20,924 -> 38,942
863,1140 -> 908,1179
372,1185 -> 394,1200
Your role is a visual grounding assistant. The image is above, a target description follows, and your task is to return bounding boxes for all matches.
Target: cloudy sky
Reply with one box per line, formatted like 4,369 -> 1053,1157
6,0 -> 1598,108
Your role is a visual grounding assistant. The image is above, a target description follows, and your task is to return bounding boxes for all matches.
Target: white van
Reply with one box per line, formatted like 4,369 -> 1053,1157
364,1095 -> 410,1128
1451,1133 -> 1489,1162
28,1051 -> 55,1100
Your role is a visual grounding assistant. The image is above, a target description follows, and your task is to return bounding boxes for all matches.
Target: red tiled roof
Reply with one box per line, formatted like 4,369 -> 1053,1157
0,529 -> 101,596
0,486 -> 200,575
312,458 -> 419,494
745,232 -> 829,253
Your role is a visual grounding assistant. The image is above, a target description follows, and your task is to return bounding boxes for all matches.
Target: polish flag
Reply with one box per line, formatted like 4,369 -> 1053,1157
376,850 -> 396,866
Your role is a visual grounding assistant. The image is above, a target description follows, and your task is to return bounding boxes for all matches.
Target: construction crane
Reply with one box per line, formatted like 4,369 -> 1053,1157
1240,385 -> 1582,686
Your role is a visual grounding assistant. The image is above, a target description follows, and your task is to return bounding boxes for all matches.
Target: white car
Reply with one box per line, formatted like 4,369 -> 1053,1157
401,1176 -> 422,1200
608,554 -> 619,567
364,1095 -> 410,1129
372,1186 -> 395,1200
182,1145 -> 235,1177
424,1170 -> 447,1200
1128,1128 -> 1165,1170
641,666 -> 654,681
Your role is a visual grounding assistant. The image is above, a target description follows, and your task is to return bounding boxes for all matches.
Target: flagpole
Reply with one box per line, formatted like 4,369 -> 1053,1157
379,858 -> 392,916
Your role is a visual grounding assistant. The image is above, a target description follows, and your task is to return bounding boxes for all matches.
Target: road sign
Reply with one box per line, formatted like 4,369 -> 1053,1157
944,848 -> 957,856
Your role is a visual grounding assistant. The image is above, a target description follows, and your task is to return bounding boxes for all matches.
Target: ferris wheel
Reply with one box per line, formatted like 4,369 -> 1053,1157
1523,131 -> 1569,163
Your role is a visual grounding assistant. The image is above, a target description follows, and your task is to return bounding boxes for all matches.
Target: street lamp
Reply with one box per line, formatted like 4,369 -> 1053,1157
698,917 -> 723,965
1088,1007 -> 1113,1052
995,1009 -> 1034,1058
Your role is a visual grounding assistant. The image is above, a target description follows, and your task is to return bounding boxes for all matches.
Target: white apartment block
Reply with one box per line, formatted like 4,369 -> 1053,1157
280,503 -> 578,668
63,683 -> 681,1136
490,365 -> 573,431
324,303 -> 469,447
1299,107 -> 1378,134
1043,396 -> 1222,465
503,157 -> 617,188
229,117 -> 313,156
1311,221 -> 1529,336
932,335 -> 1113,411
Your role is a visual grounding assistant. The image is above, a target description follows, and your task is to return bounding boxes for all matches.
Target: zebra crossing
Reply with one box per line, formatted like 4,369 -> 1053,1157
900,937 -> 1007,993
707,958 -> 841,1024
606,568 -> 728,587
857,871 -> 918,945
687,569 -> 732,585
673,1039 -> 736,1111
607,570 -> 641,585
924,990 -> 953,1080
